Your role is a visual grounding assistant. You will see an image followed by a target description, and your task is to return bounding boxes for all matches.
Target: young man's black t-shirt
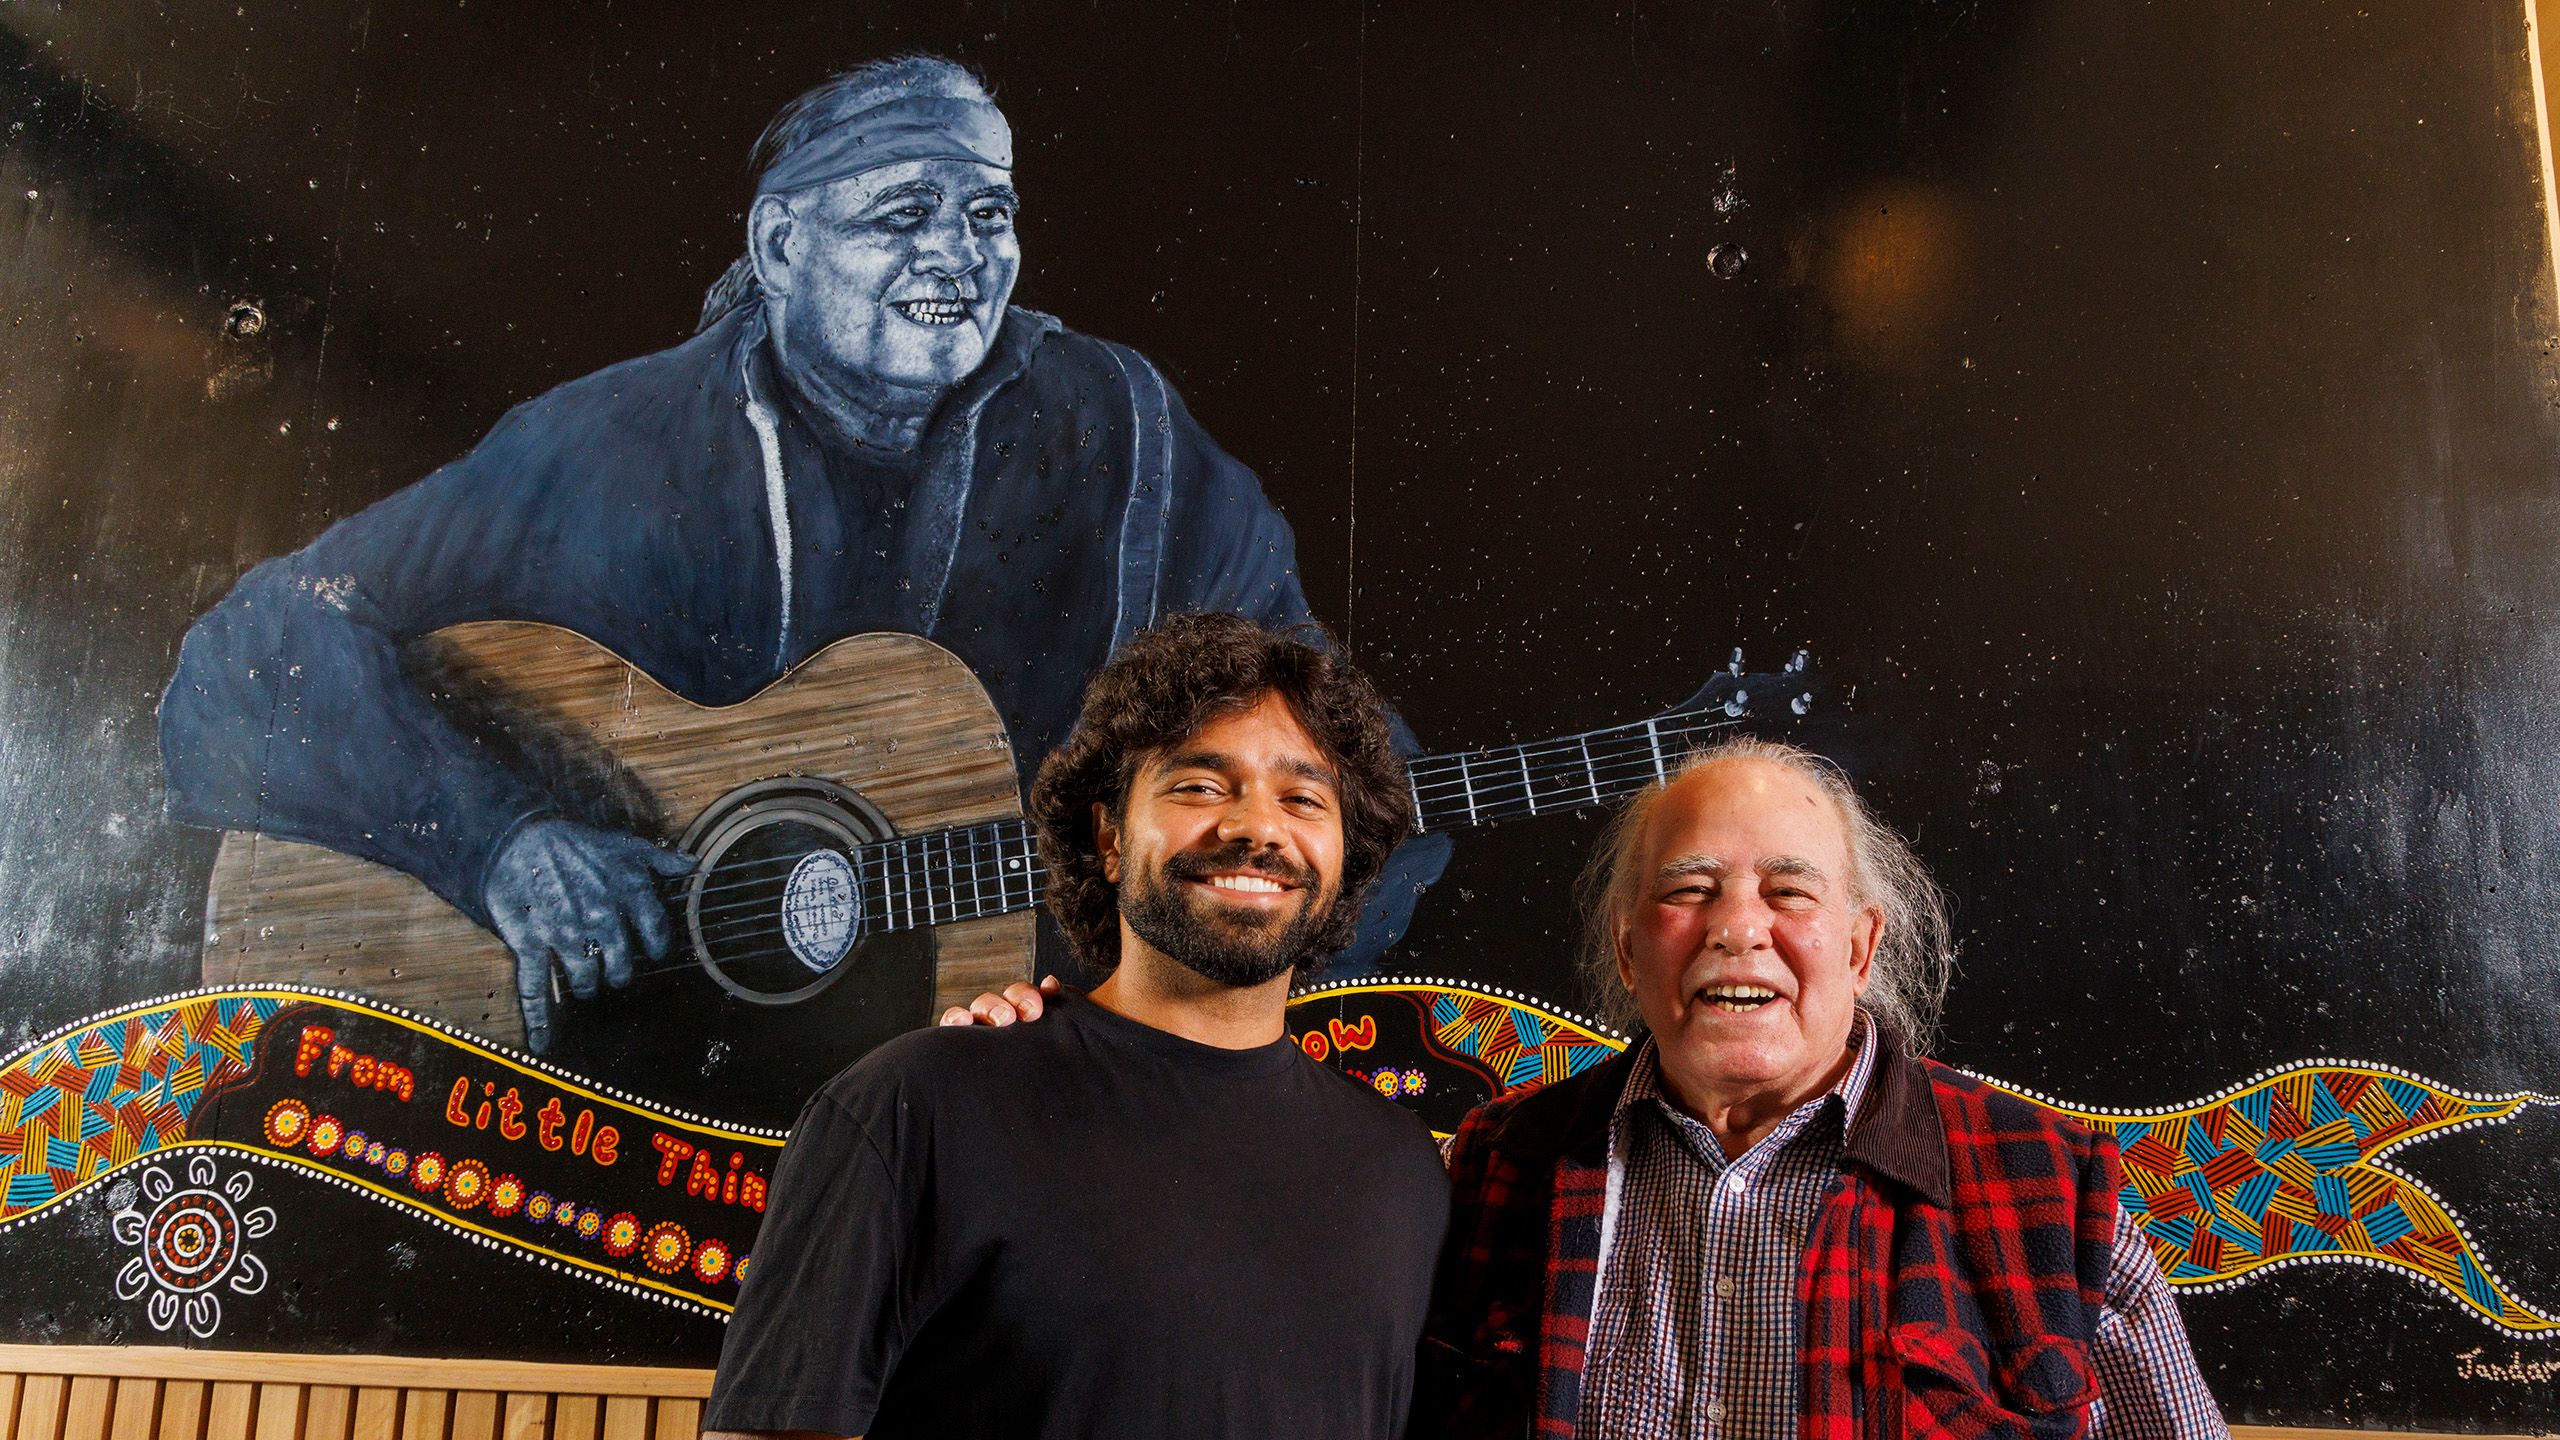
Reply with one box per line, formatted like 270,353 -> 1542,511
704,993 -> 1451,1439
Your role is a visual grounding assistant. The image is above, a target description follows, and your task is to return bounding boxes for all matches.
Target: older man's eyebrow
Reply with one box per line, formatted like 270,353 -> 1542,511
1759,855 -> 1829,885
965,183 -> 1021,209
1655,853 -> 1730,882
1652,853 -> 1829,885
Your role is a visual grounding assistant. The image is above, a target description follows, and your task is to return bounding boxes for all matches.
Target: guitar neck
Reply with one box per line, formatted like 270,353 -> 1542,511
858,689 -> 1789,938
1403,704 -> 1753,834
863,819 -> 1046,935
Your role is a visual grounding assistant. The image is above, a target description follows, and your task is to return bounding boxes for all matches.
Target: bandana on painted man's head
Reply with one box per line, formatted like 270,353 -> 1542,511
755,95 -> 1013,196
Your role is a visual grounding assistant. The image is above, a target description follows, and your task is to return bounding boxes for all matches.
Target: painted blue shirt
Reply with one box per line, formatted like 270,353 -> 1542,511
159,305 -> 1447,967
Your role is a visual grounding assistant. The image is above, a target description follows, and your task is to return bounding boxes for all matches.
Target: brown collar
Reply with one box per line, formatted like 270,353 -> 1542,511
1495,1023 -> 1952,1207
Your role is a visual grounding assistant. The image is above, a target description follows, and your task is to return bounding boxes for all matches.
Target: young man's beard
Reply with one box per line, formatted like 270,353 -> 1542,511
1119,843 -> 1338,989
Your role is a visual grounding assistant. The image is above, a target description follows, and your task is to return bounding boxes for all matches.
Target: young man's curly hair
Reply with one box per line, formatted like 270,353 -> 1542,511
1029,613 -> 1412,977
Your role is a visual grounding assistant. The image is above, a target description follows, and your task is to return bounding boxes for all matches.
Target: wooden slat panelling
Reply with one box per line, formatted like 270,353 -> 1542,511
156,1382 -> 206,1440
646,1399 -> 694,1440
14,1376 -> 66,1440
395,1391 -> 445,1440
0,1344 -> 2535,1440
496,1396 -> 544,1440
593,1398 -> 644,1440
299,1389 -> 348,1440
60,1378 -> 111,1440
104,1380 -> 156,1440
445,1394 -> 495,1440
345,1391 -> 398,1440
200,1385 -> 252,1440
0,1354 -> 707,1402
250,1387 -> 301,1440
546,1397 -> 594,1440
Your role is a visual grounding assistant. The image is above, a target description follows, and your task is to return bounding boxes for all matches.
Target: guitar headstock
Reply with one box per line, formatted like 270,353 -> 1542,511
1663,647 -> 1820,726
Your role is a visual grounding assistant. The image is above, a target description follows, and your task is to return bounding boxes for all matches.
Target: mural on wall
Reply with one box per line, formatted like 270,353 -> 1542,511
9,2 -> 2560,1430
150,61 -> 1816,1126
154,59 -> 1460,1094
5,981 -> 2551,1347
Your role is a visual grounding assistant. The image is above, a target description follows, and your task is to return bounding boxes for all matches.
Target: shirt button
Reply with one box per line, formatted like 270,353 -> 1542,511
1714,1276 -> 1736,1299
1725,1173 -> 1746,1194
1705,1400 -> 1726,1422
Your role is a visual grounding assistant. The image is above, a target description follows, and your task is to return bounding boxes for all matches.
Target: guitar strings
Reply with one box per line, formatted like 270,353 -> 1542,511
677,708 -> 1749,912
691,859 -> 1046,934
623,710 -> 1766,992
687,704 -> 1747,891
679,821 -> 1037,888
1401,703 -> 1740,790
693,751 -> 1707,953
1409,714 -> 1747,801
682,827 -> 1036,907
1424,740 -> 1742,817
1403,708 -> 1748,800
687,722 -> 1745,933
1408,719 -> 1748,821
1413,699 -> 1768,785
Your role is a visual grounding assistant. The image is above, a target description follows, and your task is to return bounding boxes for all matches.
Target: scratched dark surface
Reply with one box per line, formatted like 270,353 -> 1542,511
5,0 -> 2560,1426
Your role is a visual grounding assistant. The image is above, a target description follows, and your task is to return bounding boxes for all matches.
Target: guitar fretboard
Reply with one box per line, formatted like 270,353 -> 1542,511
861,818 -> 1046,935
1402,699 -> 1768,833
843,691 -> 1797,939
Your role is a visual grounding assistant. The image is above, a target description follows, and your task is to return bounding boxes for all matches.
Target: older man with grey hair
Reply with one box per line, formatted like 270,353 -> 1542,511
1415,737 -> 2226,1440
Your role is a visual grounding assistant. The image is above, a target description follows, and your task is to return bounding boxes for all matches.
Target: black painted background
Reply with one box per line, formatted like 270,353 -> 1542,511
5,0 -> 2560,1428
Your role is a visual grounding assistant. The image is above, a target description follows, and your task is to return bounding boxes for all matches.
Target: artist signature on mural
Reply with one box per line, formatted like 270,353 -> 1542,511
2453,1347 -> 2560,1383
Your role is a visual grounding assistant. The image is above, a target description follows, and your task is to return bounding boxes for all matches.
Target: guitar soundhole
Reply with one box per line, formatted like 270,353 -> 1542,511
680,777 -> 895,1007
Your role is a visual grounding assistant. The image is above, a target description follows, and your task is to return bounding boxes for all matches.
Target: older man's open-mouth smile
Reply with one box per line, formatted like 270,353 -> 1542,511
1696,981 -> 1784,1015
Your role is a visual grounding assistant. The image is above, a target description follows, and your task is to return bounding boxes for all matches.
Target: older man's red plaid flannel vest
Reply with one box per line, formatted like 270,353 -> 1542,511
1417,1031 -> 2120,1440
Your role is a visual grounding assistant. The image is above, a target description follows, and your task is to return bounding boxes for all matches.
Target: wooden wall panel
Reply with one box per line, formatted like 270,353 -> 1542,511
248,1388 -> 300,1440
199,1385 -> 252,1440
544,1397 -> 592,1440
18,1377 -> 69,1440
298,1390 -> 347,1440
643,1401 -> 692,1440
59,1378 -> 110,1440
344,1391 -> 397,1440
105,1381 -> 158,1440
590,1398 -> 643,1440
394,1391 -> 444,1440
154,1384 -> 205,1440
495,1396 -> 543,1440
444,1395 -> 494,1440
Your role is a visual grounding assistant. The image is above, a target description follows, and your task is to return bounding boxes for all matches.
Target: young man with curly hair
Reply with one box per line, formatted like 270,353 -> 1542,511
702,613 -> 1449,1440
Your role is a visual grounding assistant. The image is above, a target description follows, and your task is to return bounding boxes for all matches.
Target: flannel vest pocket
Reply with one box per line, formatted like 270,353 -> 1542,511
1891,1322 -> 2098,1440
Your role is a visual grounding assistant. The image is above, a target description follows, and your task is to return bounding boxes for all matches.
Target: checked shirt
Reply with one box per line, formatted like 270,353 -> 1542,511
1433,1009 -> 2232,1434
1576,1016 -> 2225,1440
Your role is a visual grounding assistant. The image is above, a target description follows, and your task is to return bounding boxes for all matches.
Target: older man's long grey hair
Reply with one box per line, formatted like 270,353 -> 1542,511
1578,737 -> 1955,1052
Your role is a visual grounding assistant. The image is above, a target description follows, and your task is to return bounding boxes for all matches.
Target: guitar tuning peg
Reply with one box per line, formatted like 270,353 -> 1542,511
1728,646 -> 1745,677
1724,689 -> 1749,717
1791,692 -> 1813,716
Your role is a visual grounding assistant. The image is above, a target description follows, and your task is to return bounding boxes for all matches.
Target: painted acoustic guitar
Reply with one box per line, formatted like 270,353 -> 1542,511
200,623 -> 1814,1123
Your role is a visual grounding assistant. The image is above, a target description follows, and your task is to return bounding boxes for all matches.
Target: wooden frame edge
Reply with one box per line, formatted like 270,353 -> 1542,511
0,1348 -> 2541,1435
0,1345 -> 712,1398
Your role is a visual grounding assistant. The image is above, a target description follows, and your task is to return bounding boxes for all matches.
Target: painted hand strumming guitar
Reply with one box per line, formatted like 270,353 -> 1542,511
200,624 -> 1815,1122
